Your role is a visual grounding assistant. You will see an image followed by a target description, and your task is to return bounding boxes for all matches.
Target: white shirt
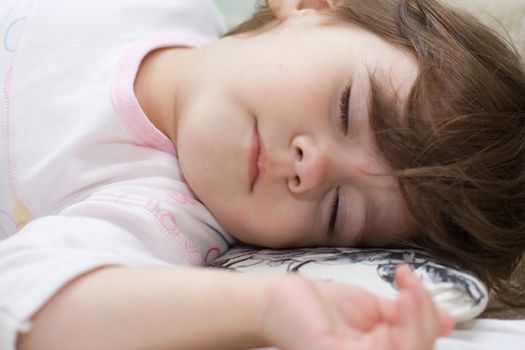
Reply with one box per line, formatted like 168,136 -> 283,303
0,1 -> 233,348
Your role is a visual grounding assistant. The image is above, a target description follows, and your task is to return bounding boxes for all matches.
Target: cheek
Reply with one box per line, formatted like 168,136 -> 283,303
367,187 -> 415,246
176,101 -> 249,190
232,59 -> 329,118
177,125 -> 216,189
217,198 -> 316,248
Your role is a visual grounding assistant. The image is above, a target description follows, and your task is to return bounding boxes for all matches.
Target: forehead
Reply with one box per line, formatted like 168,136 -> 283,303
337,24 -> 419,98
268,16 -> 419,97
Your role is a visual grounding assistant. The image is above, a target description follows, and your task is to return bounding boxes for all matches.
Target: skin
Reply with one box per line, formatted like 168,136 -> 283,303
135,2 -> 419,249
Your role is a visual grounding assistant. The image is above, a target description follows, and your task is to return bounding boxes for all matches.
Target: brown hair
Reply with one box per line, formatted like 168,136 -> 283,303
228,0 -> 525,306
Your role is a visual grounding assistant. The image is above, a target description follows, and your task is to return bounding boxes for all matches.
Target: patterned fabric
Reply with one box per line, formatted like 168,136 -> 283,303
213,246 -> 489,323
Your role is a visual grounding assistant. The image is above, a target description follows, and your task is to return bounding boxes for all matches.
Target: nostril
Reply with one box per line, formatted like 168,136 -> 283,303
296,147 -> 303,160
294,175 -> 301,187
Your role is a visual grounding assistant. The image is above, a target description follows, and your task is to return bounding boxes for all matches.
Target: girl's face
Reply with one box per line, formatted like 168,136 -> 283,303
172,13 -> 419,248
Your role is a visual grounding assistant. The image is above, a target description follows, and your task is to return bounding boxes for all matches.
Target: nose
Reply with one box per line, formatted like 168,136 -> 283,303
288,135 -> 329,194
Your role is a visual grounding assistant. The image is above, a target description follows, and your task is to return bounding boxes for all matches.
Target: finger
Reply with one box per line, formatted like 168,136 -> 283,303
394,264 -> 415,290
396,265 -> 454,336
333,281 -> 407,326
321,282 -> 399,331
401,289 -> 437,350
396,275 -> 427,348
362,296 -> 401,328
367,324 -> 397,350
399,266 -> 448,350
437,310 -> 454,336
395,265 -> 454,336
404,267 -> 441,342
399,291 -> 419,350
354,324 -> 398,350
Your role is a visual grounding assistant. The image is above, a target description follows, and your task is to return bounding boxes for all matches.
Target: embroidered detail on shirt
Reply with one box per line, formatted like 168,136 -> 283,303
1,0 -> 37,232
165,189 -> 198,205
13,199 -> 30,228
204,247 -> 221,264
3,17 -> 26,52
205,223 -> 231,249
86,191 -> 221,265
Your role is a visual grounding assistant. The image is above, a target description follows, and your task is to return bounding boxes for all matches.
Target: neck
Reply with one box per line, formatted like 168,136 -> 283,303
134,46 -> 194,145
134,36 -> 240,147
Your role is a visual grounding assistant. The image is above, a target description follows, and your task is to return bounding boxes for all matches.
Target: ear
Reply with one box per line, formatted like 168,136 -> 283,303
268,0 -> 343,21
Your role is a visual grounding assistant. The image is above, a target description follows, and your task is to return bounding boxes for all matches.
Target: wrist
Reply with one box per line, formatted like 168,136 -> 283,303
258,274 -> 312,348
227,271 -> 274,348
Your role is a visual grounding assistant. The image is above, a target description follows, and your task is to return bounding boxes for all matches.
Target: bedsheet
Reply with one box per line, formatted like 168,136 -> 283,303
436,319 -> 525,350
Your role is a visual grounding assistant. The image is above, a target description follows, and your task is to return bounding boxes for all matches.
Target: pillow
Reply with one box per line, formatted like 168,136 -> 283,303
212,246 -> 489,323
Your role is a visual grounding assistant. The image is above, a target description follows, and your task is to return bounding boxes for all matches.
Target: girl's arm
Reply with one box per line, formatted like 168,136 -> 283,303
17,265 -> 452,350
17,267 -> 267,350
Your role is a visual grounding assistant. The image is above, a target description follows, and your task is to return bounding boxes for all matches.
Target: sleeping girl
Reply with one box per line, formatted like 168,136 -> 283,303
0,0 -> 523,349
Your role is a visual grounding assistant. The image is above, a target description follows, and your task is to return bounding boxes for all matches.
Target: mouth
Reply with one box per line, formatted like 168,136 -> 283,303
248,120 -> 264,191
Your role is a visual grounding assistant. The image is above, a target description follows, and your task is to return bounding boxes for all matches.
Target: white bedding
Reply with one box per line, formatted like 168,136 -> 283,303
436,319 -> 525,350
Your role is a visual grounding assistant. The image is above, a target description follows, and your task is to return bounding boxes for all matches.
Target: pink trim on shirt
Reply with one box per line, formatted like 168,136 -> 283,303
112,33 -> 209,155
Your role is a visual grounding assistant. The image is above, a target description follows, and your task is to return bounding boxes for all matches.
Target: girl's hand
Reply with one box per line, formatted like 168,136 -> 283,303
261,265 -> 454,350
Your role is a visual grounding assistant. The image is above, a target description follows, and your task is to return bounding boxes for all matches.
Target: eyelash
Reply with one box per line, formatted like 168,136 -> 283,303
339,85 -> 351,134
328,186 -> 340,236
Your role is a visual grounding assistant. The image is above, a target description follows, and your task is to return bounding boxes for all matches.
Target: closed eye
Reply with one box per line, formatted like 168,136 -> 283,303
328,186 -> 340,237
339,84 -> 351,134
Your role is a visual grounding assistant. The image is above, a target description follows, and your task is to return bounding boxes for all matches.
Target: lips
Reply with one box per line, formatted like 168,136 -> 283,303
249,121 -> 264,190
